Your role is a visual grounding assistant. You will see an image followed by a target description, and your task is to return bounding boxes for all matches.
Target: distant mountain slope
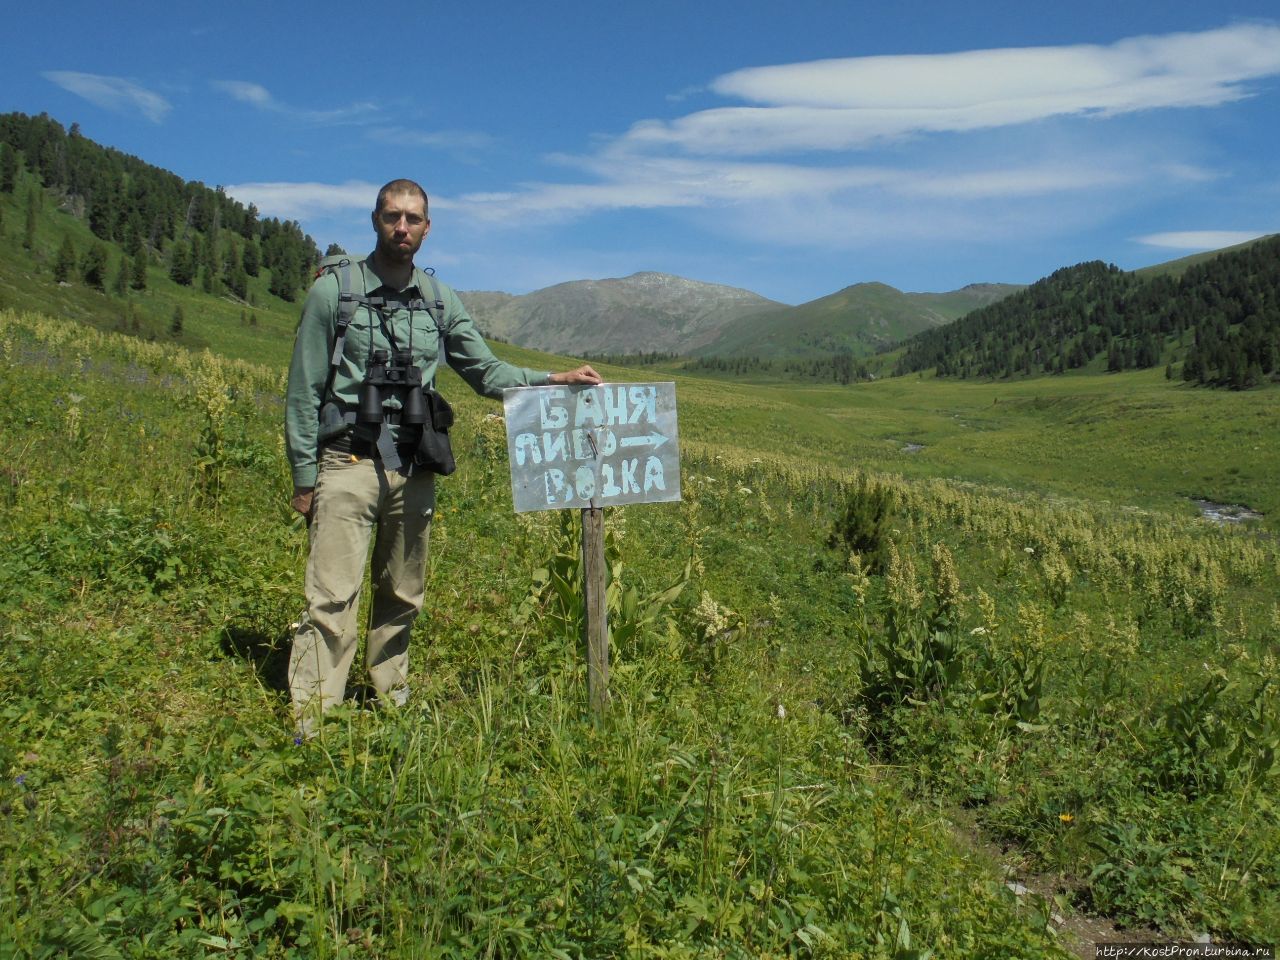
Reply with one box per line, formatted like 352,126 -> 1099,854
690,281 -> 1022,360
460,272 -> 783,355
894,234 -> 1280,389
1135,234 -> 1275,281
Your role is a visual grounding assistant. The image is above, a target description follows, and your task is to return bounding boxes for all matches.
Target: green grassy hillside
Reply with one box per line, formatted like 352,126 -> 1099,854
1,121 -> 1278,957
0,172 -> 301,367
579,355 -> 1280,528
1135,234 -> 1277,280
691,281 -> 1021,361
2,301 -> 1278,956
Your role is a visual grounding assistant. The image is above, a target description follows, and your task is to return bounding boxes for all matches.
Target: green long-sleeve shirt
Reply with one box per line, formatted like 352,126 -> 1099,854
285,256 -> 549,488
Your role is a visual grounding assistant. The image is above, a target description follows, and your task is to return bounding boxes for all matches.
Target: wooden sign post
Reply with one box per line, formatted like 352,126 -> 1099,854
582,505 -> 609,713
502,382 -> 681,714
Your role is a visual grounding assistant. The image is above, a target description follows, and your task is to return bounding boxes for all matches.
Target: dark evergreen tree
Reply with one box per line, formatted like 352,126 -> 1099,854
242,240 -> 260,277
53,235 -> 76,282
269,246 -> 300,301
80,242 -> 108,290
23,187 -> 37,251
225,263 -> 249,301
168,240 -> 195,286
130,247 -> 148,290
0,144 -> 17,193
170,305 -> 184,336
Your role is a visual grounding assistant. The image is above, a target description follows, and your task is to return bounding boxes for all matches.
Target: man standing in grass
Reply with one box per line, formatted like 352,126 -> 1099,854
284,178 -> 600,736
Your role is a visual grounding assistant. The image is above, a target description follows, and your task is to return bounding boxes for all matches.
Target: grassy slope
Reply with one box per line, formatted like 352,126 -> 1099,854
543,354 -> 1279,531
689,282 -> 1022,361
0,310 -> 1075,958
2,176 -> 1278,953
8,165 -> 1273,527
0,174 -> 301,367
1134,233 -> 1279,280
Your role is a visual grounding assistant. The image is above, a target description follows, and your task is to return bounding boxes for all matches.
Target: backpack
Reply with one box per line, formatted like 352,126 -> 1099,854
314,254 -> 456,475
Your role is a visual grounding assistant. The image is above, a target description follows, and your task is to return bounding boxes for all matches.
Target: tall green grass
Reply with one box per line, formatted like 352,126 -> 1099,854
2,297 -> 1277,956
0,310 -> 1076,957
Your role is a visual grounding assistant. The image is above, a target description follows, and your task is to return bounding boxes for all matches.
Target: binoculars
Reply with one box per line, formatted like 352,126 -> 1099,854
357,349 -> 427,426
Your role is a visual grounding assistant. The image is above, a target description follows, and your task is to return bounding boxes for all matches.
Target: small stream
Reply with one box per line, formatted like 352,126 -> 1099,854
1192,499 -> 1264,525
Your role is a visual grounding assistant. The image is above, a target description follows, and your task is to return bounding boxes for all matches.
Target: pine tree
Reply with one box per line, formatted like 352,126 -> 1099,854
242,240 -> 260,277
170,305 -> 184,337
168,240 -> 195,286
23,187 -> 37,251
131,247 -> 148,290
225,263 -> 249,301
269,246 -> 300,301
112,257 -> 128,297
53,235 -> 76,283
80,243 -> 108,290
0,144 -> 17,193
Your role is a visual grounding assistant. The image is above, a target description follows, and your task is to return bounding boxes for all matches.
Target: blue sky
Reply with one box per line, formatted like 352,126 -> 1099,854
4,0 -> 1279,304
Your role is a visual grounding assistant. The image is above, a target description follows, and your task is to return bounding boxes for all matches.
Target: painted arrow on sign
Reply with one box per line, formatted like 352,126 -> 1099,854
619,432 -> 670,450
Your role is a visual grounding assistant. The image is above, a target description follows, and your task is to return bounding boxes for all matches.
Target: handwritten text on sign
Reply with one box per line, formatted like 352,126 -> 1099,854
502,382 -> 681,513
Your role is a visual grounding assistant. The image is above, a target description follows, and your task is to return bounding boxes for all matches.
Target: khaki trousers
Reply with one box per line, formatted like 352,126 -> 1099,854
288,445 -> 435,721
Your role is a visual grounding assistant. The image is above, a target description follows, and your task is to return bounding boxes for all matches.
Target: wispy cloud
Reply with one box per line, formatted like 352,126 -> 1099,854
441,23 -> 1276,231
223,180 -> 382,220
1135,230 -> 1273,249
627,22 -> 1280,155
43,71 -> 170,123
212,80 -> 379,125
444,151 -> 1205,226
228,23 -> 1278,262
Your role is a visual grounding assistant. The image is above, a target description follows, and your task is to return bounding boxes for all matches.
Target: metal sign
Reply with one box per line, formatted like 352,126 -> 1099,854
502,382 -> 681,513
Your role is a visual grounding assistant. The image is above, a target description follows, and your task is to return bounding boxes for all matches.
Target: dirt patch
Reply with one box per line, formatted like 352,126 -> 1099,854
943,806 -> 1167,959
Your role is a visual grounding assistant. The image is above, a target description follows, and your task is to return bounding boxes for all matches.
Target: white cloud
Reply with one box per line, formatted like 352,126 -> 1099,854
625,23 -> 1280,154
444,152 -> 1171,226
1135,230 -> 1273,249
438,23 -> 1270,227
223,180 -> 382,220
222,24 -> 1278,268
215,80 -> 274,108
212,80 -> 379,125
43,71 -> 170,123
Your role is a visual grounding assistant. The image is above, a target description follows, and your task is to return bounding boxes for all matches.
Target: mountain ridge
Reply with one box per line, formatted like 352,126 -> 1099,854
461,273 -> 1026,362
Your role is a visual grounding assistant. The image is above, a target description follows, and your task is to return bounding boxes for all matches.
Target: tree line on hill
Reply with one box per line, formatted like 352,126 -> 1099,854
577,349 -> 871,384
685,350 -> 869,384
0,112 -> 319,303
893,235 -> 1280,389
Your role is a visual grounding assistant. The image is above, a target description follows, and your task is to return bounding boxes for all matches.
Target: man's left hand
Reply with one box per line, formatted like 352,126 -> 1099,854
548,364 -> 603,385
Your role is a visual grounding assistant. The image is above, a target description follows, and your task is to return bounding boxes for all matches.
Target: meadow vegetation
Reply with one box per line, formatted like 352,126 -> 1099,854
1,300 -> 1277,957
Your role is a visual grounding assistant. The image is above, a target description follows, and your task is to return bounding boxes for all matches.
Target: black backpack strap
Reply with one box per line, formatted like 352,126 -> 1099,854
418,269 -> 448,389
321,258 -> 361,402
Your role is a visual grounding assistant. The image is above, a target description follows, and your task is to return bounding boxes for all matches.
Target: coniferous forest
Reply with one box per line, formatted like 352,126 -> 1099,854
893,236 -> 1280,389
0,112 -> 319,304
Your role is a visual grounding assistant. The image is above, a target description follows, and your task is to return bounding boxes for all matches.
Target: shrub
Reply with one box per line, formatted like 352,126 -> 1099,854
826,474 -> 896,574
